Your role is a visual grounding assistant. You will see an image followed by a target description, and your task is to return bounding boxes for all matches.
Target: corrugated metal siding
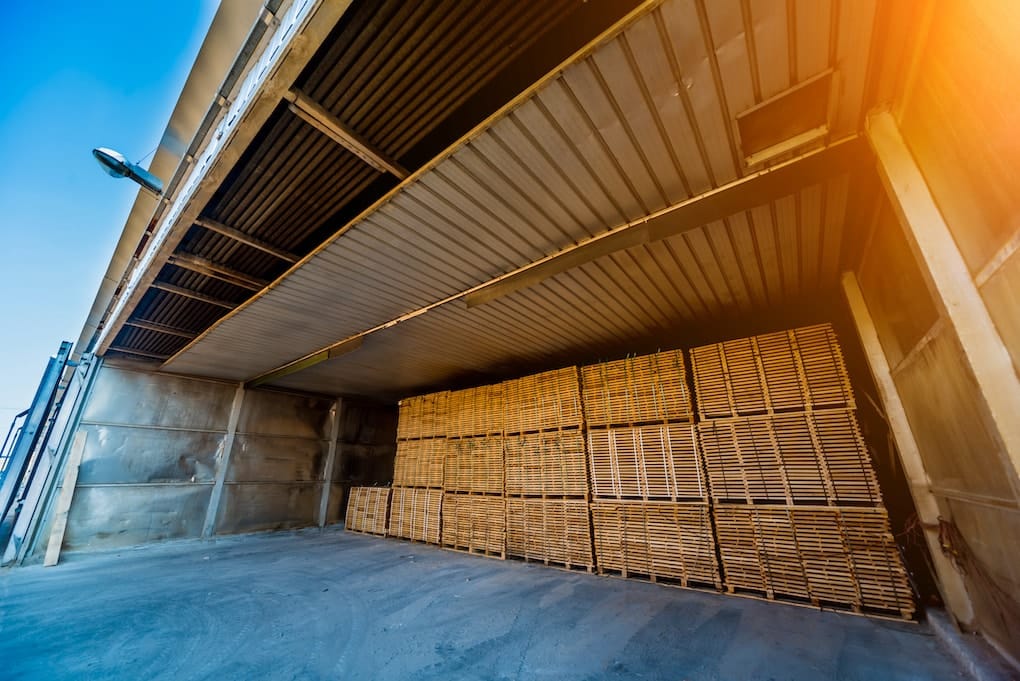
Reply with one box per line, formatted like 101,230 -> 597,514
164,0 -> 875,384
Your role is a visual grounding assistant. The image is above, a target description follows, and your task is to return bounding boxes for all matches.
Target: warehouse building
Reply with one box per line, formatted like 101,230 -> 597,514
2,0 -> 1018,677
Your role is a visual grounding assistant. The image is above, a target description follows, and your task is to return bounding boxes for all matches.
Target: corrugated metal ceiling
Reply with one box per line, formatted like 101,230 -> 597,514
160,0 -> 880,397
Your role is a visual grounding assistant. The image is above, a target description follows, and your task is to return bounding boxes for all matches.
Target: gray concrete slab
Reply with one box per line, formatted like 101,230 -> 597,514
0,529 -> 966,680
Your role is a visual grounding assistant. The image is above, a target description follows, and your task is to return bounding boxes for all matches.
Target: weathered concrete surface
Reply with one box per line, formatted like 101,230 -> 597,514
0,529 -> 965,680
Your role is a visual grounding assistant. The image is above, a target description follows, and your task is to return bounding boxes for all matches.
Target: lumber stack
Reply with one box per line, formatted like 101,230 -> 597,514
345,486 -> 391,536
391,390 -> 449,544
443,436 -> 504,494
502,367 -> 592,567
503,367 -> 583,434
441,493 -> 506,556
388,487 -> 442,544
583,350 -> 717,584
447,383 -> 504,438
692,323 -> 914,617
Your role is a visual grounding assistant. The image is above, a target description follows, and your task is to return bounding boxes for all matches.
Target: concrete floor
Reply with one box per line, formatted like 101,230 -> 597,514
1,529 -> 965,681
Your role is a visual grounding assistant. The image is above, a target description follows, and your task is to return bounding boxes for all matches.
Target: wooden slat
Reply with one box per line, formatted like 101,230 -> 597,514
396,390 -> 450,440
345,486 -> 391,535
443,436 -> 504,494
587,423 -> 705,500
43,431 -> 88,567
447,383 -> 505,437
504,430 -> 589,497
441,493 -> 505,556
388,486 -> 442,544
590,500 -> 720,586
392,438 -> 445,488
580,349 -> 692,427
503,367 -> 582,434
506,497 -> 593,568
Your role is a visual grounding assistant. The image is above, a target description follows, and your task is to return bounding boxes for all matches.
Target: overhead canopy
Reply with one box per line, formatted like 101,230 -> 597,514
96,0 -> 906,400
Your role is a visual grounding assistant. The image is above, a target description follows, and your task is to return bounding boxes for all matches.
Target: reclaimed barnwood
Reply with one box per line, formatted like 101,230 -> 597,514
580,350 -> 692,427
505,497 -> 593,568
587,423 -> 706,500
388,487 -> 442,544
345,486 -> 391,535
590,500 -> 720,587
504,430 -> 588,497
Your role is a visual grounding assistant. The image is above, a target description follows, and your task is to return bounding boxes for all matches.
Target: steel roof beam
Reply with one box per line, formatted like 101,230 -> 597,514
285,89 -> 409,179
108,346 -> 171,360
124,319 -> 198,339
150,281 -> 237,309
194,218 -> 300,264
167,252 -> 268,291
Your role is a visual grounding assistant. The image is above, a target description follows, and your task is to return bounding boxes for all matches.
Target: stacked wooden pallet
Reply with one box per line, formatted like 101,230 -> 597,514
388,487 -> 442,544
503,367 -> 583,434
692,323 -> 914,617
589,500 -> 720,587
391,390 -> 449,545
448,383 -> 504,438
443,436 -> 504,494
506,497 -> 592,568
504,430 -> 588,497
689,324 -> 854,419
583,350 -> 717,584
441,493 -> 506,557
345,486 -> 391,536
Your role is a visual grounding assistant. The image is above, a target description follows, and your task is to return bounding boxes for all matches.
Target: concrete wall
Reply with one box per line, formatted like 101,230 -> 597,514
857,4 -> 1020,661
36,363 -> 395,557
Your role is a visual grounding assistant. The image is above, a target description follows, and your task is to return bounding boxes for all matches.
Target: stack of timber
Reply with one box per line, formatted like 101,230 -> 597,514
447,383 -> 504,438
345,486 -> 391,536
692,323 -> 914,618
441,493 -> 505,557
582,350 -> 718,586
388,390 -> 449,544
502,367 -> 590,568
388,487 -> 442,544
503,367 -> 583,434
443,436 -> 504,495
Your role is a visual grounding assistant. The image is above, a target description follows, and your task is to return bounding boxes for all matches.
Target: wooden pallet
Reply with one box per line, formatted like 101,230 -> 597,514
441,493 -> 506,555
503,367 -> 582,435
690,324 -> 855,419
698,409 -> 882,505
443,435 -> 504,494
447,383 -> 505,438
590,500 -> 720,587
396,390 -> 450,440
393,437 -> 446,489
580,350 -> 692,427
505,497 -> 593,568
588,423 -> 706,500
345,486 -> 391,536
387,487 -> 442,544
713,504 -> 914,617
504,430 -> 589,496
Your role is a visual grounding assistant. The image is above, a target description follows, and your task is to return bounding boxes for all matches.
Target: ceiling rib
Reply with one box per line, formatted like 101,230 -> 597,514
149,282 -> 237,310
108,346 -> 171,361
194,218 -> 300,263
123,319 -> 198,339
165,253 -> 268,291
284,89 -> 409,178
245,136 -> 867,388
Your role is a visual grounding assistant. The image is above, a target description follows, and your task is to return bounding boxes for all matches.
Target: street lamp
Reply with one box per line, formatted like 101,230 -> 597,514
91,147 -> 164,198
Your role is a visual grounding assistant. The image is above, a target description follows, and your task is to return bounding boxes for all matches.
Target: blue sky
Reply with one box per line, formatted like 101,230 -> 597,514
0,1 -> 218,423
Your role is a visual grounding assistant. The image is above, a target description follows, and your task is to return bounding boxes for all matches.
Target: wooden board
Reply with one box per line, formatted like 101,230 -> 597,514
698,409 -> 882,505
443,436 -> 504,494
345,486 -> 391,535
503,367 -> 582,435
580,350 -> 692,427
387,487 -> 442,544
590,500 -> 720,587
392,437 -> 446,488
690,323 -> 855,419
44,430 -> 88,567
504,430 -> 589,497
588,423 -> 706,500
396,390 -> 450,440
448,383 -> 504,438
713,504 -> 914,616
441,493 -> 506,556
506,497 -> 593,568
